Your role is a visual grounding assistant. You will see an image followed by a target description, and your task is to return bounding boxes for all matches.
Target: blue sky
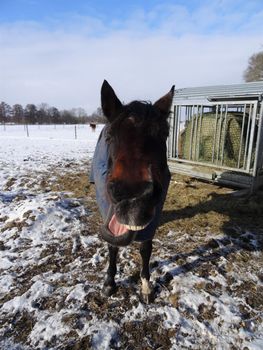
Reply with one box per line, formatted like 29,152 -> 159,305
0,1 -> 200,24
1,0 -> 262,34
0,0 -> 263,111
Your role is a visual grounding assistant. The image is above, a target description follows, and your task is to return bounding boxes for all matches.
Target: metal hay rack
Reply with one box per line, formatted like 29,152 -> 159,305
167,82 -> 263,191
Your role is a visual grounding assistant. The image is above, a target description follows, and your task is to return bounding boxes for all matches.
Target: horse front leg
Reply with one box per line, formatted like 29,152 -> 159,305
104,244 -> 118,296
140,240 -> 153,304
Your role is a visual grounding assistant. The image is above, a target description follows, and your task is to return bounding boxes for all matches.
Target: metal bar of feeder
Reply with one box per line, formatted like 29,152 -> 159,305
237,104 -> 247,169
211,104 -> 219,163
175,105 -> 181,158
220,104 -> 228,165
188,106 -> 193,121
194,105 -> 200,160
216,104 -> 223,163
167,107 -> 172,158
168,107 -> 172,158
252,102 -> 263,177
169,105 -> 175,158
171,106 -> 178,156
168,156 -> 252,173
172,105 -> 177,158
196,105 -> 203,162
243,104 -> 252,169
246,102 -> 258,172
189,105 -> 195,160
193,105 -> 198,160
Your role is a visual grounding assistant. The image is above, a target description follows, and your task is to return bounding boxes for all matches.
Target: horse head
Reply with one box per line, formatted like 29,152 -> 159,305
100,80 -> 174,245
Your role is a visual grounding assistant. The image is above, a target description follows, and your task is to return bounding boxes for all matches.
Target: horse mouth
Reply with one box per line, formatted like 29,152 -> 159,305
108,213 -> 149,237
100,204 -> 154,246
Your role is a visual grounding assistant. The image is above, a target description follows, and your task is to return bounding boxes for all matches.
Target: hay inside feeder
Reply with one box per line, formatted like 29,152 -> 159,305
180,112 -> 250,168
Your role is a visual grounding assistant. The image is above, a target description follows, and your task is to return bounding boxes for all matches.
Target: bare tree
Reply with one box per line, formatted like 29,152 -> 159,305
0,102 -> 12,123
243,51 -> 263,82
37,103 -> 50,124
13,104 -> 24,124
24,104 -> 38,124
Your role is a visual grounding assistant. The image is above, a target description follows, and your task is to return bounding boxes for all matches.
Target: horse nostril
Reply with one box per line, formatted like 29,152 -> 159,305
108,180 -> 155,203
108,181 -> 128,202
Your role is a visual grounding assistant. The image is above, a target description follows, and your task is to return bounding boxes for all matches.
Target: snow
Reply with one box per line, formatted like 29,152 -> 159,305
2,280 -> 54,314
0,124 -> 263,349
0,124 -> 101,180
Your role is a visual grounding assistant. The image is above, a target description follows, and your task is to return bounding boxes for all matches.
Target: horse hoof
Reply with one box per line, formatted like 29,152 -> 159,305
141,292 -> 154,304
142,293 -> 150,304
103,284 -> 117,297
141,278 -> 153,304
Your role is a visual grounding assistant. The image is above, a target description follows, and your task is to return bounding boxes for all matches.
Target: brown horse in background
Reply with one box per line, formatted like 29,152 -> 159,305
89,123 -> 96,132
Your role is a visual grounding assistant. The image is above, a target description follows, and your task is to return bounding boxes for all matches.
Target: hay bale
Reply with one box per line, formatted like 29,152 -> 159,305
180,112 -> 248,168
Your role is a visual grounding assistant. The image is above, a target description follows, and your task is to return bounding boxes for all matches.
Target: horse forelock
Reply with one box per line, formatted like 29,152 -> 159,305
106,100 -> 169,142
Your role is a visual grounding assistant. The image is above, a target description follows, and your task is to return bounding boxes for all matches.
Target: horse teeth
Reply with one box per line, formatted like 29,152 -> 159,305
124,224 -> 147,231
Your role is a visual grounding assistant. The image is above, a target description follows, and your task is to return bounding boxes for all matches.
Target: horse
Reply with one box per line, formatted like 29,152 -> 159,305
90,80 -> 174,303
89,123 -> 96,132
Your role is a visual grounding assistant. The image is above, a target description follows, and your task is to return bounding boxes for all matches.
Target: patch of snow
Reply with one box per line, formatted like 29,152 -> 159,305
3,280 -> 54,313
90,321 -> 118,350
29,310 -> 71,348
0,274 -> 14,295
65,284 -> 87,303
1,124 -> 263,349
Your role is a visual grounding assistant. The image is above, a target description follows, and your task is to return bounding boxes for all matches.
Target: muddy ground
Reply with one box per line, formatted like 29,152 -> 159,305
0,160 -> 263,349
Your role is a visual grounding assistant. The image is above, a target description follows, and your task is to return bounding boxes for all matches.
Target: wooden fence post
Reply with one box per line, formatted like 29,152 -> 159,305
26,124 -> 29,137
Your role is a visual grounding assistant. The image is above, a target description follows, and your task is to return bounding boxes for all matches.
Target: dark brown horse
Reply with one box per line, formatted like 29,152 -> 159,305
90,80 -> 174,303
89,123 -> 96,132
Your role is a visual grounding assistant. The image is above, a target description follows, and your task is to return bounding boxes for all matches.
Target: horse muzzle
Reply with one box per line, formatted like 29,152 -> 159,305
100,180 -> 162,246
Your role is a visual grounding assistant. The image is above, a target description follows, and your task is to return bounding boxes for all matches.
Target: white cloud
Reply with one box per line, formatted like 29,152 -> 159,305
0,3 -> 262,112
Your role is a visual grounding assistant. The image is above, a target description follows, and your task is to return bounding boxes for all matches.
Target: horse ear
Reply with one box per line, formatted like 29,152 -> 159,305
153,85 -> 175,116
101,80 -> 123,122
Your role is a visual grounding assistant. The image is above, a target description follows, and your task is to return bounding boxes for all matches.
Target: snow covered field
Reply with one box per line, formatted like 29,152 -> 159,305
0,124 -> 262,349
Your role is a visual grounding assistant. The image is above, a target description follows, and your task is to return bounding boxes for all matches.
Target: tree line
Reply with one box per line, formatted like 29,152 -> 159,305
1,50 -> 262,126
0,102 -> 106,125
